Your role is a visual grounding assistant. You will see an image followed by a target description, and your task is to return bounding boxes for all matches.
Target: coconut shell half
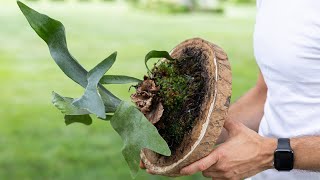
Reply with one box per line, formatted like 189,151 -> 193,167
140,38 -> 232,176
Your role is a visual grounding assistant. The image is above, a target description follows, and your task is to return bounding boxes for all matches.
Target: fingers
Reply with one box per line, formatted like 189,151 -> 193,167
140,160 -> 157,175
180,151 -> 219,175
146,169 -> 156,175
140,161 -> 156,175
203,165 -> 260,179
203,171 -> 221,178
236,168 -> 261,180
139,160 -> 146,169
203,170 -> 234,179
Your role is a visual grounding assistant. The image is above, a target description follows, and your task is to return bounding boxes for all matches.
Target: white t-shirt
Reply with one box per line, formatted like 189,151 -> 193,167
253,0 -> 320,179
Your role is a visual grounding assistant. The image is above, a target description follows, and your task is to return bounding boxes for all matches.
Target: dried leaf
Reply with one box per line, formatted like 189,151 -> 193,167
145,102 -> 164,124
131,78 -> 164,124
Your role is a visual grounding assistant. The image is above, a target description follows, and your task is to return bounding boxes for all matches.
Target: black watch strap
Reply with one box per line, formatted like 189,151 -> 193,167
278,138 -> 292,150
274,138 -> 294,171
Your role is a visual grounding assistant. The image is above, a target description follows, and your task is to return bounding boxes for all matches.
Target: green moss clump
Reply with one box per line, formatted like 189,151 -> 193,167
155,63 -> 188,111
151,52 -> 205,151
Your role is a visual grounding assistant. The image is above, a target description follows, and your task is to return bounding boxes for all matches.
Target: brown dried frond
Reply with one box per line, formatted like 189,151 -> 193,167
131,77 -> 163,124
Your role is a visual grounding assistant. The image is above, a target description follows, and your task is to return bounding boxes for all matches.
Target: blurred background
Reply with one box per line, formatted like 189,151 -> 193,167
0,0 -> 258,179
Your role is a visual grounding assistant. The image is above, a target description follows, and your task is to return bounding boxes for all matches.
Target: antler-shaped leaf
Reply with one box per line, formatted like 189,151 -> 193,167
73,52 -> 117,119
52,91 -> 93,125
100,75 -> 141,84
110,101 -> 171,177
17,1 -> 121,113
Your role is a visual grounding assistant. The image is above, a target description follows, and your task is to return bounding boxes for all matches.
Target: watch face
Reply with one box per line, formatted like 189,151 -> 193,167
274,150 -> 294,171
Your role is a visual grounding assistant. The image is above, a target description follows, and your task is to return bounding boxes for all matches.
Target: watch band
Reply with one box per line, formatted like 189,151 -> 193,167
278,138 -> 292,150
274,138 -> 294,171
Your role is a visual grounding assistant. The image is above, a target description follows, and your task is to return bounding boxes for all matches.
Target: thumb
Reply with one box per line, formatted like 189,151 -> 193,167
180,151 -> 219,175
223,120 -> 241,137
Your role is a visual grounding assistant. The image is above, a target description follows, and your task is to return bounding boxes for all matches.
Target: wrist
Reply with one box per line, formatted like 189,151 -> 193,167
290,138 -> 299,169
260,137 -> 277,169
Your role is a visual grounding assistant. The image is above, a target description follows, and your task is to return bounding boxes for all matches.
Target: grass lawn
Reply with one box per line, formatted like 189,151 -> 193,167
0,1 -> 258,180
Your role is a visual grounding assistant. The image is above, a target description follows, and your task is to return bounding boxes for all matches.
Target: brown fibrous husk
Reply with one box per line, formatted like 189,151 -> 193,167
137,38 -> 232,176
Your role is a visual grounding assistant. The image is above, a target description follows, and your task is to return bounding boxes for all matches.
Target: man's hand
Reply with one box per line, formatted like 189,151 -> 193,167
140,160 -> 156,174
180,120 -> 276,180
140,161 -> 146,169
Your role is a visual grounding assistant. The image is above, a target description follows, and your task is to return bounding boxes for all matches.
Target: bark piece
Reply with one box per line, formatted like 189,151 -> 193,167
131,78 -> 163,124
140,38 -> 232,176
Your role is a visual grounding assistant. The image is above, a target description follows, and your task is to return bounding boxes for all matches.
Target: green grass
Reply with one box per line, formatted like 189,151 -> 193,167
0,1 -> 258,180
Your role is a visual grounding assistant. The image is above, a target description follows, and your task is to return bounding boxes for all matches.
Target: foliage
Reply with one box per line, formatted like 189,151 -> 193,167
100,75 -> 141,84
17,1 -> 170,178
110,101 -> 170,176
144,50 -> 175,73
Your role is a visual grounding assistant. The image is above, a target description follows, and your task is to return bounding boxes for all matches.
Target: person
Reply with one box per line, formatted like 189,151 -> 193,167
141,0 -> 320,179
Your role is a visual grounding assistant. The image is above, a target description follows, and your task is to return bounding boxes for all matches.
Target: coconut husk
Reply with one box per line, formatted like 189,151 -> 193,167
140,38 -> 232,176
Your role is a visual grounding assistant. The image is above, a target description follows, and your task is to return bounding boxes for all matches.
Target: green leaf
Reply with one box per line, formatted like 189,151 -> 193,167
18,2 -> 170,177
52,91 -> 90,115
65,115 -> 92,126
98,114 -> 113,121
18,1 -> 87,86
100,75 -> 141,84
17,1 -> 121,112
52,92 -> 93,126
73,52 -> 117,119
110,101 -> 171,177
145,50 -> 175,72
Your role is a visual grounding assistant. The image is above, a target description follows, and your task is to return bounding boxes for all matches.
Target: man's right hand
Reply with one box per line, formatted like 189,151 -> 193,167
140,160 -> 157,174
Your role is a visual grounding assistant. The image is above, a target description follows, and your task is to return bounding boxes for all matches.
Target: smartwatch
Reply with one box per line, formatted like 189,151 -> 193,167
274,138 -> 294,171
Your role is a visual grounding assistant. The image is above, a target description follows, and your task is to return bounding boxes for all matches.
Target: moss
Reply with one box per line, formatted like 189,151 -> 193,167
154,62 -> 188,110
151,49 -> 206,151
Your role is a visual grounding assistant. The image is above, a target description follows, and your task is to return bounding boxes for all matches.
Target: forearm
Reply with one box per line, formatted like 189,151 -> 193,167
216,86 -> 266,144
262,136 -> 320,171
290,136 -> 320,170
216,70 -> 267,144
228,85 -> 266,132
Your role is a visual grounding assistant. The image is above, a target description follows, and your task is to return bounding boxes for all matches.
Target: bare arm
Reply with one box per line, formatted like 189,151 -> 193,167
180,122 -> 320,179
180,71 -> 320,179
230,71 -> 320,170
291,136 -> 320,171
217,70 -> 267,144
220,71 -> 320,171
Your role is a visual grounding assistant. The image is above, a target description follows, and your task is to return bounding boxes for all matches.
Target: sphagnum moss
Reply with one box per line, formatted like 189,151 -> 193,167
151,52 -> 205,151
